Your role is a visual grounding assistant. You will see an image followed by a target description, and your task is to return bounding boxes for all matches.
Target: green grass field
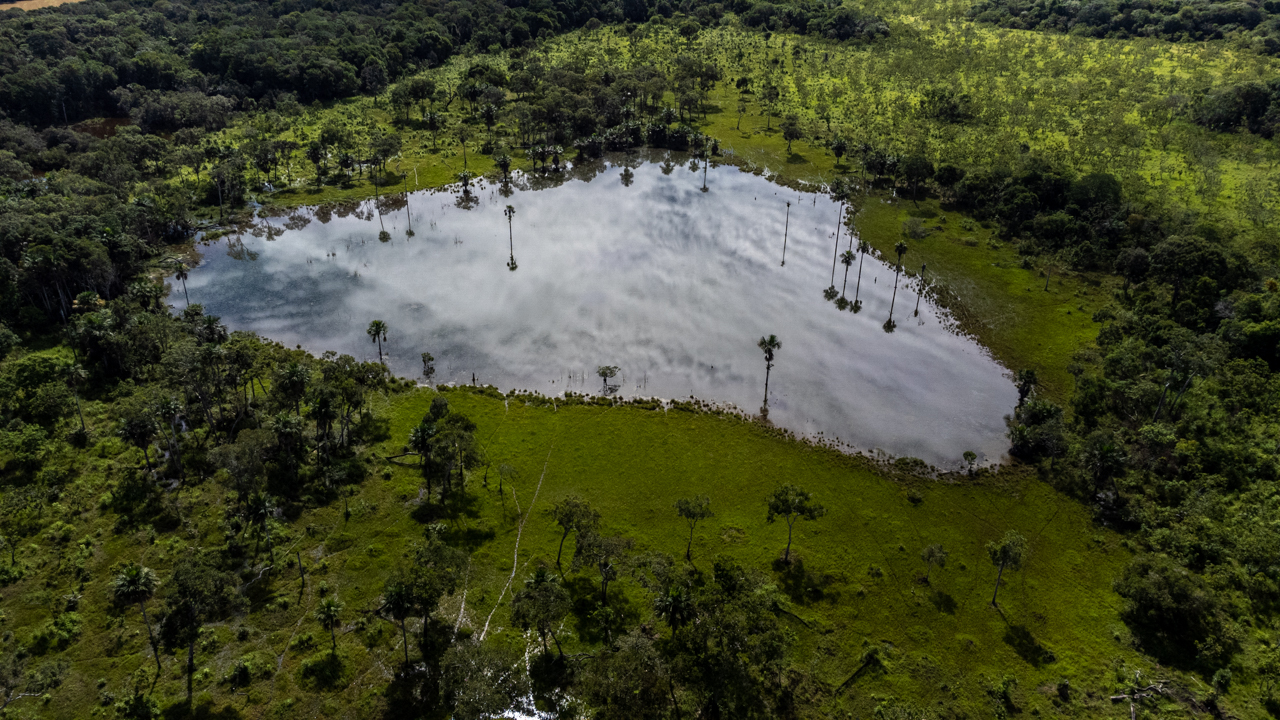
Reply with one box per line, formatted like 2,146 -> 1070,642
4,384 -> 1164,718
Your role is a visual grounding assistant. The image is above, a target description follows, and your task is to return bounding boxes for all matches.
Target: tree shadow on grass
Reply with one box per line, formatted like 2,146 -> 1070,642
1003,624 -> 1056,667
162,700 -> 245,719
785,152 -> 808,164
564,576 -> 640,645
930,590 -> 957,614
299,650 -> 352,690
771,557 -> 841,606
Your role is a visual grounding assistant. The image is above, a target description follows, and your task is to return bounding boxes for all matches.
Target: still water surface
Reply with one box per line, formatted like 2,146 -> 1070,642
184,157 -> 1017,467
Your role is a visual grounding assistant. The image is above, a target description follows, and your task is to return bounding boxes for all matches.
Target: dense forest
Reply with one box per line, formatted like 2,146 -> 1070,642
0,0 -> 886,127
1,0 -> 1280,714
969,0 -> 1280,55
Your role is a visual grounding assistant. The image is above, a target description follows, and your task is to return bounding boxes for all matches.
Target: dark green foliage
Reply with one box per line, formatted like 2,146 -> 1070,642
970,0 -> 1280,57
1114,554 -> 1235,669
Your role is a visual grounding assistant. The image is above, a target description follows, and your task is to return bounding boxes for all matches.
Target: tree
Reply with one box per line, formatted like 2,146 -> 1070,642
367,320 -> 388,365
440,640 -> 531,720
510,566 -> 571,655
494,153 -> 512,181
757,334 -> 781,410
167,259 -> 190,306
162,557 -> 234,705
853,239 -> 870,310
888,240 -> 908,325
504,205 -> 517,272
781,114 -> 802,153
425,112 -> 443,148
381,575 -> 416,665
986,531 -> 1028,607
674,495 -> 713,561
596,365 -> 619,394
920,544 -> 947,583
765,484 -> 826,563
112,564 -> 162,677
550,496 -> 599,575
831,135 -> 849,166
1014,369 -> 1038,406
119,404 -> 157,470
839,249 -> 855,301
315,596 -> 344,655
573,531 -> 634,611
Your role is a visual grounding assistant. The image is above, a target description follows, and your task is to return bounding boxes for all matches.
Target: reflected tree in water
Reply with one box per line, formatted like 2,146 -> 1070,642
757,333 -> 780,414
505,204 -> 517,272
367,320 -> 388,365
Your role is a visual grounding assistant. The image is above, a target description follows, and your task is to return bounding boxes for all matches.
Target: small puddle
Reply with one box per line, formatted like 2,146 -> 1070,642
181,154 -> 1017,468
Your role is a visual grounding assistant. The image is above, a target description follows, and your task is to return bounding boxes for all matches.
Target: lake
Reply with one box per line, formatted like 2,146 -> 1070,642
181,155 -> 1018,468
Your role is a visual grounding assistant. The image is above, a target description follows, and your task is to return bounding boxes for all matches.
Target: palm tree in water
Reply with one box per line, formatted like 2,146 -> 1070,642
757,334 -> 781,414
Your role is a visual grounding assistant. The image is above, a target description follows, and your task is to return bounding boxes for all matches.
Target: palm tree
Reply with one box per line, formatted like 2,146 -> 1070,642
757,334 -> 781,411
112,564 -> 162,677
367,320 -> 388,365
66,363 -> 88,436
852,239 -> 870,311
780,201 -> 791,266
167,259 -> 191,306
914,263 -> 927,317
839,250 -> 855,298
504,205 -> 517,272
315,597 -> 344,655
888,241 -> 908,325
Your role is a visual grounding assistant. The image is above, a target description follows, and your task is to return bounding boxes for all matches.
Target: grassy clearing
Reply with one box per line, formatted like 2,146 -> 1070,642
855,198 -> 1110,399
3,385 -> 1167,719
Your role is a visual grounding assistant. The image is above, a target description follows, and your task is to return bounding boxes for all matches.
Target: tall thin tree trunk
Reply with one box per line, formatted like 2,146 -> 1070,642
785,520 -> 794,562
140,602 -> 161,677
780,203 -> 790,266
991,561 -> 1006,606
187,639 -> 195,704
830,203 -> 844,285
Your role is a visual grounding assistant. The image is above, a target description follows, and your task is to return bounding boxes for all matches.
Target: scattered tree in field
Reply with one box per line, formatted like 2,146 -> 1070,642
987,531 -> 1028,607
920,544 -> 947,583
367,320 -> 388,365
380,575 -> 416,666
757,334 -> 781,412
112,564 -> 162,676
573,531 -> 634,614
781,114 -> 802,152
831,135 -> 849,166
510,566 -> 571,655
674,495 -> 713,561
163,557 -> 234,705
315,596 -> 344,655
766,484 -> 826,563
550,497 -> 600,576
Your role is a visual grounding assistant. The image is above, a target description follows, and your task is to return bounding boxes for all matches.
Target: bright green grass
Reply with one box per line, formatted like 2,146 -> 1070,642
855,199 -> 1109,399
6,385 -> 1168,719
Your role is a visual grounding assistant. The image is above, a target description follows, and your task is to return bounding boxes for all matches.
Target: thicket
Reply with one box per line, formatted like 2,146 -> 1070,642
0,0 -> 887,128
968,0 -> 1280,55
